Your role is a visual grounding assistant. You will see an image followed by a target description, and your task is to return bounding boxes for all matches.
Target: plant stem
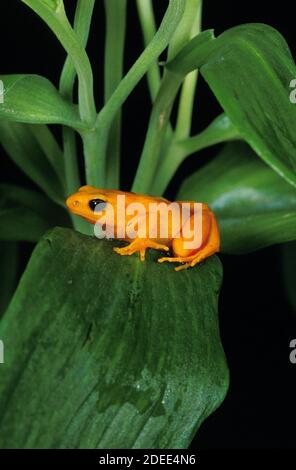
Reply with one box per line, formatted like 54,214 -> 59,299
132,0 -> 202,195
149,0 -> 203,196
178,114 -> 240,157
83,129 -> 103,187
151,114 -> 240,195
90,0 -> 185,188
60,0 -> 95,101
59,0 -> 95,193
104,0 -> 127,188
22,0 -> 96,124
136,0 -> 161,101
174,1 -> 202,139
58,0 -> 95,233
132,72 -> 182,194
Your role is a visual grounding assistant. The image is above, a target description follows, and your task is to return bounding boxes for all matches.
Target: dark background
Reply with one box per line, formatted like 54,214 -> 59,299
1,0 -> 296,449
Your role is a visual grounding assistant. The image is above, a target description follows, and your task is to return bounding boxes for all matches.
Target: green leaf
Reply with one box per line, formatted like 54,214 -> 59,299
178,142 -> 296,254
0,74 -> 85,129
0,121 -> 65,204
0,241 -> 18,318
167,24 -> 296,188
27,124 -> 65,184
0,184 -> 70,242
0,227 -> 228,448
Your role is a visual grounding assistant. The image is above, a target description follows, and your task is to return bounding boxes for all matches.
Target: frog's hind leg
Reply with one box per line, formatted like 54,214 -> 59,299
174,242 -> 218,271
114,238 -> 169,261
158,208 -> 220,271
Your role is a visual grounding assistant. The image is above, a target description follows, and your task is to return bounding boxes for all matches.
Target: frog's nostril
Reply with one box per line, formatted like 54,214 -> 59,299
66,195 -> 80,209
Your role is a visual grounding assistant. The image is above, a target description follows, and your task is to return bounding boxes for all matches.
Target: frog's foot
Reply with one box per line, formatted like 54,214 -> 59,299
158,247 -> 217,271
158,254 -> 196,271
114,239 -> 169,262
158,246 -> 217,271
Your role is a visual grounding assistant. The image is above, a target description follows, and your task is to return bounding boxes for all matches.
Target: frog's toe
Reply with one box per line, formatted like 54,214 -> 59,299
113,246 -> 132,256
175,263 -> 191,271
158,256 -> 182,264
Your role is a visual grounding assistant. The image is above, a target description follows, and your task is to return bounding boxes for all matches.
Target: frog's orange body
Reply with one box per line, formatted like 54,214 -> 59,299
66,186 -> 220,271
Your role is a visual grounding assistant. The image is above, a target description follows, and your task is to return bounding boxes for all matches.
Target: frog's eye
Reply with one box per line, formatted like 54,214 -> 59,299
89,199 -> 107,212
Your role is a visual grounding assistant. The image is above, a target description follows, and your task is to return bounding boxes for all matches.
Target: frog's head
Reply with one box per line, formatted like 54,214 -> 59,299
66,185 -> 113,224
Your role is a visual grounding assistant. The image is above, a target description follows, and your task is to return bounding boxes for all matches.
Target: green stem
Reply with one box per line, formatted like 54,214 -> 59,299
59,0 -> 95,193
174,1 -> 202,139
132,0 -> 202,194
62,127 -> 91,234
90,0 -> 185,188
132,72 -> 182,194
178,114 -> 240,157
136,0 -> 161,101
58,0 -> 95,233
148,0 -> 203,197
151,114 -> 240,195
83,130 -> 103,187
136,0 -> 174,143
104,0 -> 127,188
60,0 -> 95,101
22,0 -> 96,124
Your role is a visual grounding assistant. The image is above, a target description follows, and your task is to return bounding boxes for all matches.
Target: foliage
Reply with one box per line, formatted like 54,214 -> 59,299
0,0 -> 296,448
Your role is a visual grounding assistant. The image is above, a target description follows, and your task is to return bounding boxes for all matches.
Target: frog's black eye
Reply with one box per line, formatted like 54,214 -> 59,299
89,199 -> 107,212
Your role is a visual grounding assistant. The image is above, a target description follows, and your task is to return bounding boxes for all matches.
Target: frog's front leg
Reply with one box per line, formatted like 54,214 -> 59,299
158,206 -> 220,271
114,238 -> 169,261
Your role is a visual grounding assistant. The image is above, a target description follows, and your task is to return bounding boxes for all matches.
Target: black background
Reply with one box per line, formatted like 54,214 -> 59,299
1,0 -> 296,449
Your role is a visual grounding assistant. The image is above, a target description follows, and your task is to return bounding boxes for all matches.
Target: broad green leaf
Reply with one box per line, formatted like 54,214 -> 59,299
0,184 -> 70,242
0,227 -> 228,449
0,121 -> 64,204
178,142 -> 296,254
0,75 -> 85,129
0,241 -> 18,317
168,24 -> 296,188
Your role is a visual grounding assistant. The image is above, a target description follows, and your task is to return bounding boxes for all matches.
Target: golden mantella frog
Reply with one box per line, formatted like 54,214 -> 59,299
66,186 -> 220,271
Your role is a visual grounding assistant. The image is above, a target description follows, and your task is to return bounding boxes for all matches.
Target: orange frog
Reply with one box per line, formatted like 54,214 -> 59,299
66,186 -> 220,271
